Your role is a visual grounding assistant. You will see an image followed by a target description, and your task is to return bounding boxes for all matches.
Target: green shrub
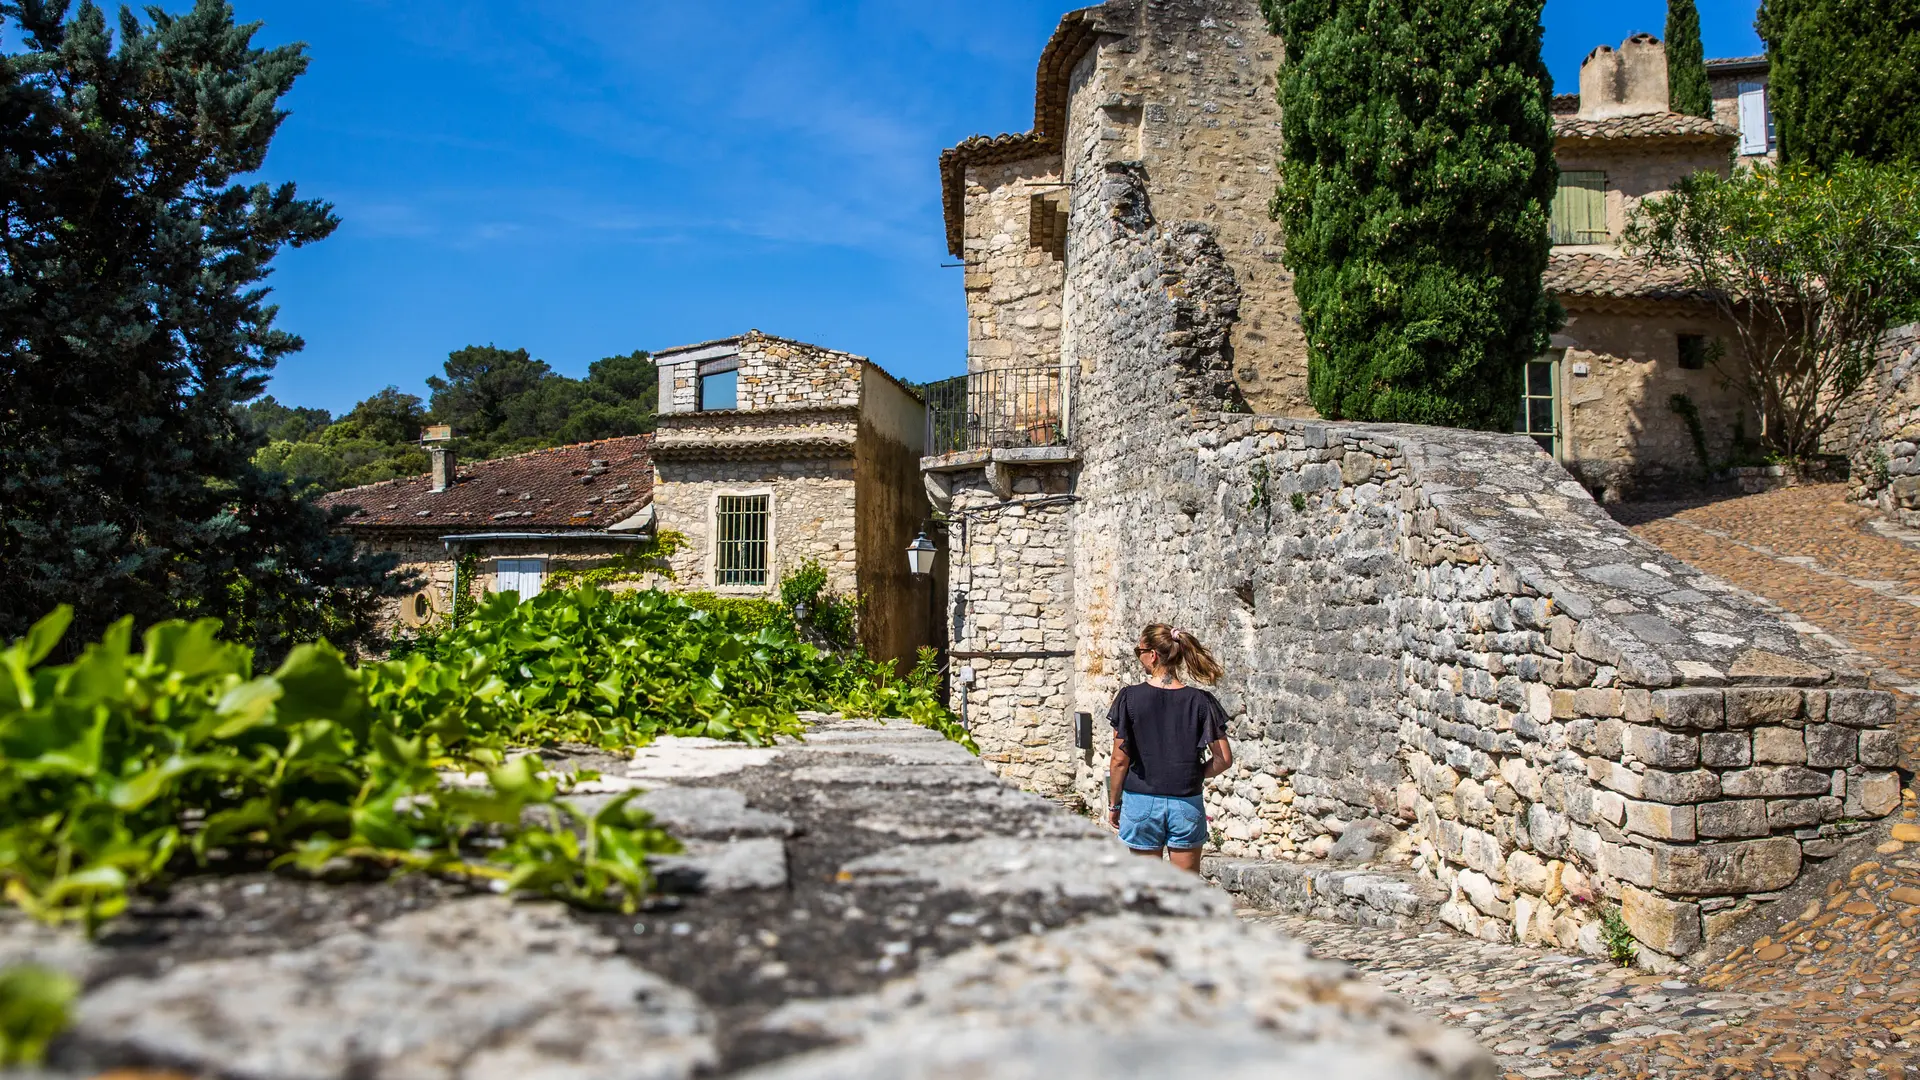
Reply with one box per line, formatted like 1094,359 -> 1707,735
0,607 -> 679,931
0,965 -> 75,1067
1600,904 -> 1639,967
779,559 -> 860,649
677,591 -> 788,632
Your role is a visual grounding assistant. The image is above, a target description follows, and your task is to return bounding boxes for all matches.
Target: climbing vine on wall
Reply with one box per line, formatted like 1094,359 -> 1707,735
546,531 -> 690,592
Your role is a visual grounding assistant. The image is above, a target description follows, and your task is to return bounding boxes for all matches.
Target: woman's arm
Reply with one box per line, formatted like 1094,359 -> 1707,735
1107,736 -> 1130,830
1202,738 -> 1233,779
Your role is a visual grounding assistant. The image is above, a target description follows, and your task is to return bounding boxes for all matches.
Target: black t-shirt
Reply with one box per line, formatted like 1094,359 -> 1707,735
1108,683 -> 1229,797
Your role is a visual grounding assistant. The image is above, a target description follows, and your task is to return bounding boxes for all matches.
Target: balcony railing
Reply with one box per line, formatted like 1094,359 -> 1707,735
925,365 -> 1067,454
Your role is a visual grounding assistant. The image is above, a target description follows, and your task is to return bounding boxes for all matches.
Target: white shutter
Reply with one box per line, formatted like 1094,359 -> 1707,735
1738,85 -> 1769,155
519,560 -> 545,598
492,559 -> 520,596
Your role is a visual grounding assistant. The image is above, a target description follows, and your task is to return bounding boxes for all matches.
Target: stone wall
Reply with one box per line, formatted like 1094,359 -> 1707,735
652,459 -> 859,596
353,533 -> 642,638
962,155 -> 1066,372
1554,304 -> 1757,500
924,451 -> 1081,796
1848,323 -> 1920,526
663,332 -> 864,414
932,149 -> 1899,965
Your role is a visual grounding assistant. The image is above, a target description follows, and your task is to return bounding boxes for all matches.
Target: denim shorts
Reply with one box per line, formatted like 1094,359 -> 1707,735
1118,791 -> 1208,851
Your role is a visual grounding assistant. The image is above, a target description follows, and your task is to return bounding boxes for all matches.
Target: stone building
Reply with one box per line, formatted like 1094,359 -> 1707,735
926,1 -> 1898,966
940,8 -> 1787,500
318,436 -> 656,633
650,331 -> 937,667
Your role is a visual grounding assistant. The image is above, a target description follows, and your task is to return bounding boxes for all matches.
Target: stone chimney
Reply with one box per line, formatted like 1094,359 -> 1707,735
1577,33 -> 1669,120
430,445 -> 457,493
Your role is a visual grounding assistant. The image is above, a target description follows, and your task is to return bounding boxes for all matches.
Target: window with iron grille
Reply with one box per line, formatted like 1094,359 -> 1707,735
714,494 -> 770,587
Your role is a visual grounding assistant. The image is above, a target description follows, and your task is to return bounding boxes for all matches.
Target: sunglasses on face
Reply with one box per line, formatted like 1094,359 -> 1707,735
1134,647 -> 1154,656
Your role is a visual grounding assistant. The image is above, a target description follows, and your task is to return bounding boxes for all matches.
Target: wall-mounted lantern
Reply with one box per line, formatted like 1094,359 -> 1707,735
906,531 -> 938,576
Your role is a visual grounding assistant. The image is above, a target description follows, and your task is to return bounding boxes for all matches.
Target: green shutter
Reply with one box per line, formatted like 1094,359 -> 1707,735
1550,171 -> 1607,245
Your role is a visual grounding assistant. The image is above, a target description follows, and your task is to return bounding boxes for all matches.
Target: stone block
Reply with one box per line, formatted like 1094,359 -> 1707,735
1803,725 -> 1857,768
1718,766 -> 1833,798
1506,849 -> 1552,895
1766,798 -> 1824,829
1550,690 -> 1578,719
1651,688 -> 1724,730
1858,728 -> 1902,768
1457,869 -> 1511,920
1751,727 -> 1806,765
1825,690 -> 1895,728
1600,841 -> 1655,888
1594,718 -> 1625,758
1622,689 -> 1653,725
1574,688 -> 1625,718
1587,758 -> 1643,798
1623,800 -> 1696,842
1696,799 -> 1769,839
1725,688 -> 1803,728
1640,769 -> 1720,805
1700,732 -> 1751,768
1621,884 -> 1702,956
1845,770 -> 1902,818
1650,837 -> 1801,895
1592,789 -> 1626,827
1624,725 -> 1699,768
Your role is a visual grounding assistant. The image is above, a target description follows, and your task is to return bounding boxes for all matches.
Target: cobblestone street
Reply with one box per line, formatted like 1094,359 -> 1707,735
1236,484 -> 1920,1079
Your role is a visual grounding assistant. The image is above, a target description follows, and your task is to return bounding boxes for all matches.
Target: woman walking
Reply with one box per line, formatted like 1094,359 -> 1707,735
1106,623 -> 1231,873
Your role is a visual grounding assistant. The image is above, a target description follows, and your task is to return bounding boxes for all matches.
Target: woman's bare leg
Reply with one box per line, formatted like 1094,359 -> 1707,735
1167,848 -> 1204,873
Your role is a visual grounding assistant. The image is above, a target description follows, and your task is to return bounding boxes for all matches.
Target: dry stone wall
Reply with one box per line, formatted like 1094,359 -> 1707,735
1042,158 -> 1899,963
1849,323 -> 1920,526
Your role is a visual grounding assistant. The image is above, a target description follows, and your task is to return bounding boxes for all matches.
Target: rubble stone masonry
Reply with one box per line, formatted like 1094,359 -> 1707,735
935,138 -> 1900,964
1849,323 -> 1920,527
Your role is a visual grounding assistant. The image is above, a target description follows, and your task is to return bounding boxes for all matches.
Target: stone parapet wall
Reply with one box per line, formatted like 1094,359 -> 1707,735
1040,157 -> 1900,964
1848,323 -> 1920,526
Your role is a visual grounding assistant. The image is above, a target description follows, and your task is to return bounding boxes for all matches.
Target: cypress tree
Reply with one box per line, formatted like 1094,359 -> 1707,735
1264,0 -> 1561,429
1665,0 -> 1713,118
0,1 -> 400,655
1759,0 -> 1920,167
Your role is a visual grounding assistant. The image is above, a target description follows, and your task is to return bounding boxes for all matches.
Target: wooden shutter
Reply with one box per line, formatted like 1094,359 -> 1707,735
1738,85 -> 1769,155
1550,172 -> 1607,245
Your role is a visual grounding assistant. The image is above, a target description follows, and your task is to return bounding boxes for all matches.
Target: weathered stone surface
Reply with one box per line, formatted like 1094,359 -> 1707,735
1857,728 -> 1902,768
1206,858 -> 1445,930
1623,799 -> 1696,842
1801,725 -> 1857,769
753,918 -> 1490,1080
1695,800 -> 1769,839
1724,688 -> 1803,728
73,898 -> 718,1080
653,838 -> 789,893
629,786 -> 797,839
1620,884 -> 1702,956
1624,725 -> 1699,768
1750,727 -> 1806,765
1650,838 -> 1801,895
1718,766 -> 1833,798
1700,731 -> 1751,768
839,838 -> 1231,919
1640,769 -> 1720,804
1825,689 -> 1895,728
628,737 -> 786,779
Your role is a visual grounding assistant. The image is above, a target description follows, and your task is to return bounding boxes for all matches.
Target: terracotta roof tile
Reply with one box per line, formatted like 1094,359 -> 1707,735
316,435 -> 653,532
1554,112 -> 1737,143
1545,251 -> 1710,303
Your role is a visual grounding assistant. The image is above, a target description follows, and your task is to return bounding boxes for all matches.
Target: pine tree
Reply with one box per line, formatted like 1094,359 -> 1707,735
0,1 -> 400,656
1759,0 -> 1920,167
1665,0 -> 1713,118
1263,0 -> 1561,429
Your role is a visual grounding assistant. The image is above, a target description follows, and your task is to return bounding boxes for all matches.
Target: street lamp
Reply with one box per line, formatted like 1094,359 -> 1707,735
906,531 -> 937,576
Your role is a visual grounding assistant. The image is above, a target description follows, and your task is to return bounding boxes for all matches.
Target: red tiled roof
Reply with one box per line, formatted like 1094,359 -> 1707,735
1554,112 -> 1736,143
316,435 -> 653,531
1545,252 -> 1711,303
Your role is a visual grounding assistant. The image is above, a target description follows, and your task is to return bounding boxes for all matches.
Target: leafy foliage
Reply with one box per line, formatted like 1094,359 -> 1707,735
1626,159 -> 1920,460
779,559 -> 860,649
248,348 -> 659,497
1664,0 -> 1712,118
1600,904 -> 1639,966
0,965 -> 75,1067
1263,0 -> 1561,429
408,587 -> 971,752
1759,0 -> 1920,168
0,1 -> 402,659
0,607 -> 679,931
677,592 -> 788,632
545,532 -> 690,592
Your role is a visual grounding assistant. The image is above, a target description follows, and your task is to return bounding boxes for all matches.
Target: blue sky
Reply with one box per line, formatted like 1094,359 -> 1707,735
240,0 -> 1764,414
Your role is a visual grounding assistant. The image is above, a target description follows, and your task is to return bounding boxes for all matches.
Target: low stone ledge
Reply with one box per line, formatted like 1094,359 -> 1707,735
1204,857 -> 1445,931
5,717 -> 1489,1080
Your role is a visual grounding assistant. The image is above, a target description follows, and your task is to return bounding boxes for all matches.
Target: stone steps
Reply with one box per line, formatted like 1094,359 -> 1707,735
1206,856 -> 1446,930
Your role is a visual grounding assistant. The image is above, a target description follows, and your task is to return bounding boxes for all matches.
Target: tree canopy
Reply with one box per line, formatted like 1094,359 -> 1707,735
0,0 -> 399,656
1626,159 -> 1920,461
249,347 -> 657,495
1665,0 -> 1713,119
1758,0 -> 1920,167
1264,0 -> 1561,429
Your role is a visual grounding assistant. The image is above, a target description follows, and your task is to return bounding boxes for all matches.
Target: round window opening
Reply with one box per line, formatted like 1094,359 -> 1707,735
411,593 -> 430,620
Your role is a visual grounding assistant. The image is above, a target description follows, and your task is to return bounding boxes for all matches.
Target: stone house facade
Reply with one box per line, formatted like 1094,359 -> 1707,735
650,331 -> 936,667
318,436 -> 656,635
925,2 -> 1899,967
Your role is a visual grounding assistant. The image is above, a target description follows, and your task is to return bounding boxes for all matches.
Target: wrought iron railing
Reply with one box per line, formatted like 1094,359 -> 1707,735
925,365 -> 1067,454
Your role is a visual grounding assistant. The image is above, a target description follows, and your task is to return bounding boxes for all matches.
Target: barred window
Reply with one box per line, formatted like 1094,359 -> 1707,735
715,494 -> 770,587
